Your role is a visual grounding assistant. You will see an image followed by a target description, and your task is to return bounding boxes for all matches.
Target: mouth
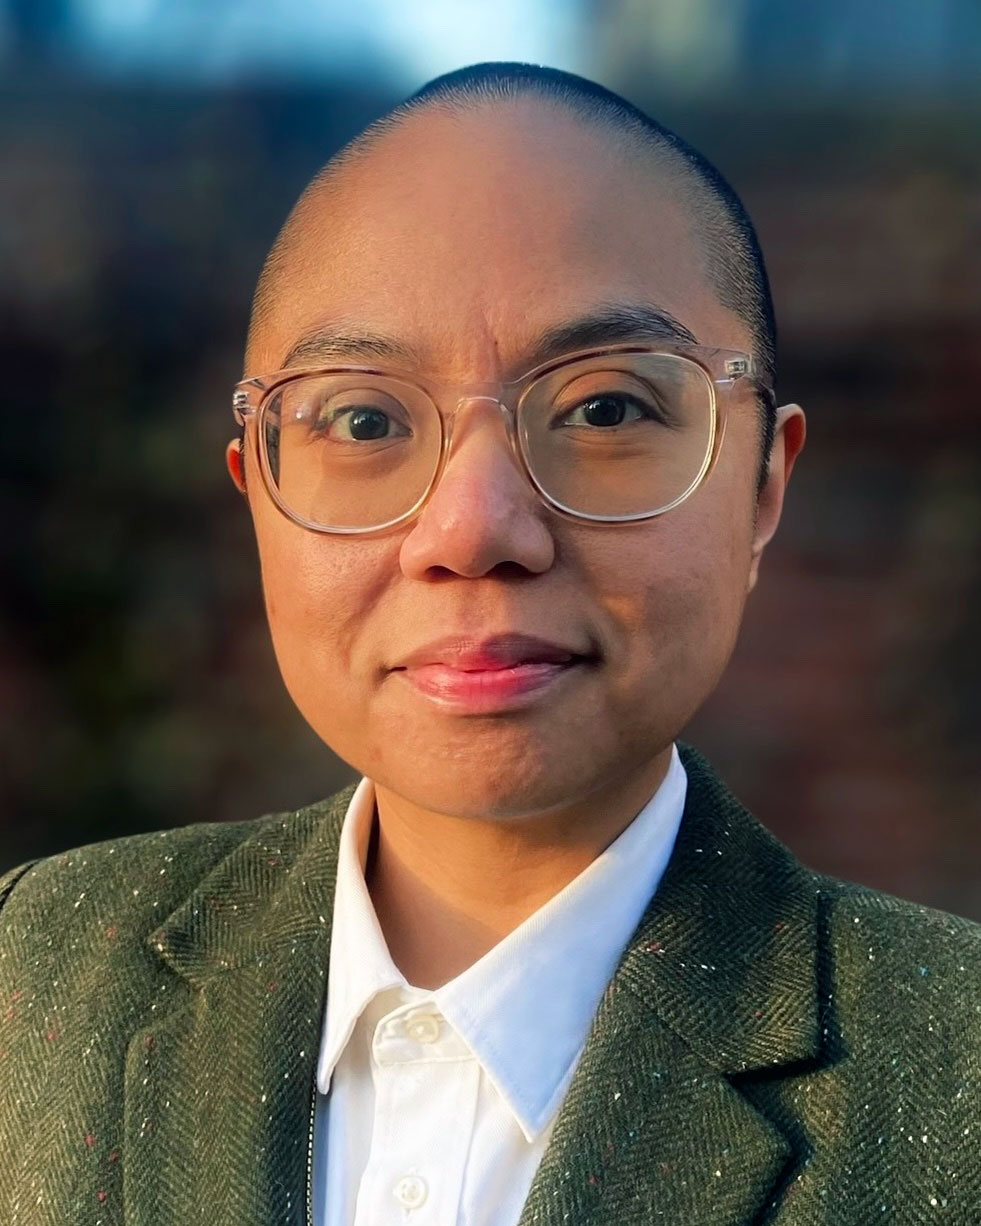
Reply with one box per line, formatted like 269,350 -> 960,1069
395,632 -> 597,672
393,649 -> 597,714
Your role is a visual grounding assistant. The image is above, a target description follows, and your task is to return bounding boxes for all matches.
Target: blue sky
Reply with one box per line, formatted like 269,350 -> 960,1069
9,0 -> 977,95
70,0 -> 584,87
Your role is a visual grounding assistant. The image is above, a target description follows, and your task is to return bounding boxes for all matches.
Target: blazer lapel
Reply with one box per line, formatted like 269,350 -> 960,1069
123,786 -> 355,1226
517,745 -> 822,1226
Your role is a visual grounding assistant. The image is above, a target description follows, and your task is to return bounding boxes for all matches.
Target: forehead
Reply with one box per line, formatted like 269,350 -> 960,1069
249,100 -> 748,377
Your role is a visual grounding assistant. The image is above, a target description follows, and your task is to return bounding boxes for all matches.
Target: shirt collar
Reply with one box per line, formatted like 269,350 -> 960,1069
317,746 -> 687,1141
317,773 -> 406,1095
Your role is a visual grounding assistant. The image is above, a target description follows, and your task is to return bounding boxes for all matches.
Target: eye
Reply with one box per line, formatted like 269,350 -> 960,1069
314,405 -> 410,441
546,367 -> 676,431
301,388 -> 413,443
559,393 -> 654,429
555,383 -> 674,430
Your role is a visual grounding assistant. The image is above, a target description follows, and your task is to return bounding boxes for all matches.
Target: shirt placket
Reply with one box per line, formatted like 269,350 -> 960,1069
353,1001 -> 481,1225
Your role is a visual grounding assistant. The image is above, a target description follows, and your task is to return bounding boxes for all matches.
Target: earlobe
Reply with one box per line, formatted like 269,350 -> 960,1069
747,403 -> 806,592
225,438 -> 248,494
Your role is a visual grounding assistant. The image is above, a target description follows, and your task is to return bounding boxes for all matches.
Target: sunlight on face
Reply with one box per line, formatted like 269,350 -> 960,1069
231,100 -> 798,823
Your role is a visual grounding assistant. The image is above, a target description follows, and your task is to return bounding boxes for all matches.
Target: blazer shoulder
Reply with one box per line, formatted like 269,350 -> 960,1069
816,872 -> 981,1056
820,870 -> 981,959
2,815 -> 267,922
0,784 -> 355,977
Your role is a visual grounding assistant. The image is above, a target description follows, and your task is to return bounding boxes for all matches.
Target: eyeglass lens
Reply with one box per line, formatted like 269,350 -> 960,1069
261,352 -> 716,529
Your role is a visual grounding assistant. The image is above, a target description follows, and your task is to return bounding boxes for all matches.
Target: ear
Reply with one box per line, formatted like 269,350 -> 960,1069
225,438 -> 247,494
748,403 -> 806,592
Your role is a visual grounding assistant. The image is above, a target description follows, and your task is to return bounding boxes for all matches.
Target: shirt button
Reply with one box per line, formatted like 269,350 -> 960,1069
393,1174 -> 428,1209
405,1013 -> 441,1044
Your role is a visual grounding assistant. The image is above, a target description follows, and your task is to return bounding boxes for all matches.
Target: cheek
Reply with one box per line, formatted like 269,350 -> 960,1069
251,504 -> 391,694
596,486 -> 755,701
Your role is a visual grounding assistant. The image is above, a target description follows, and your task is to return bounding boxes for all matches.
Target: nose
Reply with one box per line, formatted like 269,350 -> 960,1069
398,395 -> 556,580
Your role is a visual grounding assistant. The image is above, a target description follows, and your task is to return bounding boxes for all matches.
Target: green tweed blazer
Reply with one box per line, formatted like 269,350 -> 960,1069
1,745 -> 979,1225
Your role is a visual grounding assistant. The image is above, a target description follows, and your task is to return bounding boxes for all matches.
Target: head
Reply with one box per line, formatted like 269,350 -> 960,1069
226,63 -> 805,822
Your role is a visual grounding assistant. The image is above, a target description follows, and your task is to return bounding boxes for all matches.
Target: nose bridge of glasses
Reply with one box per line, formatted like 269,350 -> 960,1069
441,391 -> 515,450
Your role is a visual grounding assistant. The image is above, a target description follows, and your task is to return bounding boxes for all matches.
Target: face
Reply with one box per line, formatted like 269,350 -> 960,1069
228,101 -> 805,822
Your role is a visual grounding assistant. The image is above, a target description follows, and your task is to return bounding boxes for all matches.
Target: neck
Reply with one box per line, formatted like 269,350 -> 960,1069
365,748 -> 673,990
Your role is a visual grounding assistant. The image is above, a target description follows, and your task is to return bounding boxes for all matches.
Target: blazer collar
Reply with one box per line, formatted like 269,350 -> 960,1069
147,791 -> 354,984
133,745 -> 821,1226
622,742 -> 821,1075
517,743 -> 823,1225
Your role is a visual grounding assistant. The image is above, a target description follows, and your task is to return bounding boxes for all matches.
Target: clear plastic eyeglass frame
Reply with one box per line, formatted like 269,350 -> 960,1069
231,342 -> 772,536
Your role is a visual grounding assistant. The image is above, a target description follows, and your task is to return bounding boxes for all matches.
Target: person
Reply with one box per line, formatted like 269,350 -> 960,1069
1,62 -> 978,1226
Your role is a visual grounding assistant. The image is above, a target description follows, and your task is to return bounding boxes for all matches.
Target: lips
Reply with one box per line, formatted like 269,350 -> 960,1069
395,633 -> 593,672
393,633 -> 595,713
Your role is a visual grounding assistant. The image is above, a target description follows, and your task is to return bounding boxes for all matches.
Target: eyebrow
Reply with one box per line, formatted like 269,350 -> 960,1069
280,328 -> 421,370
278,302 -> 698,374
531,303 -> 698,364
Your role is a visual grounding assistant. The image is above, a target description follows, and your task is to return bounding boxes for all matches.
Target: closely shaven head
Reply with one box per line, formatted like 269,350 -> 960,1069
247,63 -> 777,469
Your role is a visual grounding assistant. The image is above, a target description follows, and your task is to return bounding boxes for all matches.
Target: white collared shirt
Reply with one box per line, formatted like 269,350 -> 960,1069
313,745 -> 687,1226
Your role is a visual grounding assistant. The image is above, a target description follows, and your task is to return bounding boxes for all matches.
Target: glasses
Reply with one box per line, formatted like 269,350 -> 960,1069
232,343 -> 769,535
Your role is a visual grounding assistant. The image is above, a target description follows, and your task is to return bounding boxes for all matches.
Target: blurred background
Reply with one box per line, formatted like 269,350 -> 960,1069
1,1 -> 979,916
